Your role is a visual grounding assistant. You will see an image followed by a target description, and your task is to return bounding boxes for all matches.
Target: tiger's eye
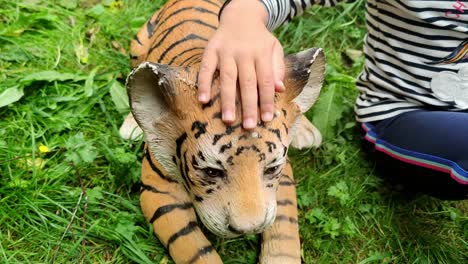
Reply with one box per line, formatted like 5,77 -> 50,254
264,165 -> 279,175
203,167 -> 225,178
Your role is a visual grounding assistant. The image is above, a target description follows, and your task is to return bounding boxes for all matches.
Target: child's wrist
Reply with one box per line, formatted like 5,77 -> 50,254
219,0 -> 268,27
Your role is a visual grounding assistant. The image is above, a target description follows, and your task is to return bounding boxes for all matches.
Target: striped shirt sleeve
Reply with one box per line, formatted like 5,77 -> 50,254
261,0 -> 353,30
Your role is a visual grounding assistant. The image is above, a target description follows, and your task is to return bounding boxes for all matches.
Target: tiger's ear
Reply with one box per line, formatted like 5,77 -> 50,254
126,62 -> 185,177
126,62 -> 180,129
283,48 -> 326,113
120,62 -> 184,141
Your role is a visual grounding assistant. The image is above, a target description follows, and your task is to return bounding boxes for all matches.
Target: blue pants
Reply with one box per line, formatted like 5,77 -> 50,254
362,110 -> 468,200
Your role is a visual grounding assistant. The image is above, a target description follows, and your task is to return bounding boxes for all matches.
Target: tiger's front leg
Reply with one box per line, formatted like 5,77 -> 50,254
140,149 -> 223,264
259,161 -> 301,264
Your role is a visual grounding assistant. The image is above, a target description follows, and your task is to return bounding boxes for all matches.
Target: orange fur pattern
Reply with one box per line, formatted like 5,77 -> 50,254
125,0 -> 325,263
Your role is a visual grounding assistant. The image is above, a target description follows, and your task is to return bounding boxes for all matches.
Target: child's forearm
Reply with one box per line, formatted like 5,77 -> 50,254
261,0 -> 352,30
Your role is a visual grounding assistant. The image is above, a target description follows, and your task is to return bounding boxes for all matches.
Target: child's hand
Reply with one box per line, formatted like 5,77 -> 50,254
197,0 -> 285,129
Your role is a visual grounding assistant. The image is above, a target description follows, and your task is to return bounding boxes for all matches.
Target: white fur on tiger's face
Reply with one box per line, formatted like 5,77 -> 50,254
128,48 -> 325,237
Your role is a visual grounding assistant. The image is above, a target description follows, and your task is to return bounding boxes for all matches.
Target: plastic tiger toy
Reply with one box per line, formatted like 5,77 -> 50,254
120,0 -> 325,263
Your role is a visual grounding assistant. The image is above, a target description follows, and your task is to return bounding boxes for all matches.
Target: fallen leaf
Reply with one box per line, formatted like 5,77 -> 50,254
345,48 -> 363,62
21,71 -> 85,84
111,40 -> 127,55
109,81 -> 129,113
75,42 -> 89,64
0,86 -> 24,108
84,67 -> 99,97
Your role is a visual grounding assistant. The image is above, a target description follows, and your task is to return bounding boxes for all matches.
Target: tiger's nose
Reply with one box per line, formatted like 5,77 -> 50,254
228,216 -> 266,235
228,225 -> 246,235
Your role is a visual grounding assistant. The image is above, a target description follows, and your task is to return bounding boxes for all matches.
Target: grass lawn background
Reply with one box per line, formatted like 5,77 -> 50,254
0,0 -> 467,263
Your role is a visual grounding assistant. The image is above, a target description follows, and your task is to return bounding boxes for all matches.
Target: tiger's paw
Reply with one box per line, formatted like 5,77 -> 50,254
290,115 -> 322,149
119,113 -> 143,140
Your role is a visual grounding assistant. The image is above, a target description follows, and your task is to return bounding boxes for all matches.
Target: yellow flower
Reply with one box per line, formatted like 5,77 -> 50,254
39,144 -> 50,153
110,0 -> 124,9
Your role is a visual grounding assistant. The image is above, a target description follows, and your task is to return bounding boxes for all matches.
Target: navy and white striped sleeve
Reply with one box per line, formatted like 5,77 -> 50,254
261,0 -> 352,30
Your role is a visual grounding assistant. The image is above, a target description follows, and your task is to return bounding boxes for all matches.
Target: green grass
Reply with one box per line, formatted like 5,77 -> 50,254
0,0 -> 466,263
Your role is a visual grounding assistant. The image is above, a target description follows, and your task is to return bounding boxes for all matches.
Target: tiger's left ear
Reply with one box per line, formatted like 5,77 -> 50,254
282,48 -> 326,113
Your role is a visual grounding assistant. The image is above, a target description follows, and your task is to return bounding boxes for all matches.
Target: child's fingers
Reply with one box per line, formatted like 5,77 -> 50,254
198,46 -> 218,103
238,57 -> 258,129
256,54 -> 275,122
220,56 -> 237,123
272,41 -> 285,92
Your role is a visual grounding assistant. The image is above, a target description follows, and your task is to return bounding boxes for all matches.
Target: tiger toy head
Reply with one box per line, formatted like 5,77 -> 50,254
127,48 -> 325,238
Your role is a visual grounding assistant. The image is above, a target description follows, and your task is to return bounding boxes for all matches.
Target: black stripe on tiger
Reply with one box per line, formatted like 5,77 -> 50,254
219,142 -> 232,153
279,180 -> 296,186
266,141 -> 277,153
145,149 -> 179,183
167,221 -> 199,250
150,202 -> 193,224
150,0 -> 174,28
226,123 -> 241,134
275,215 -> 298,224
146,19 -> 157,38
180,151 -> 195,187
134,35 -> 143,45
148,0 -> 217,39
212,123 -> 242,145
202,0 -> 221,7
141,183 -> 170,194
212,112 -> 222,119
235,145 -> 261,156
198,151 -> 206,161
158,6 -> 217,30
238,134 -> 248,141
202,94 -> 220,109
157,34 -> 208,62
212,134 -> 223,145
191,121 -> 208,138
268,128 -> 281,141
188,245 -> 215,264
181,53 -> 203,66
279,174 -> 295,186
282,122 -> 289,134
168,47 -> 204,65
176,133 -> 188,159
184,152 -> 193,182
151,19 -> 216,52
277,199 -> 294,206
259,153 -> 266,161
168,47 -> 205,66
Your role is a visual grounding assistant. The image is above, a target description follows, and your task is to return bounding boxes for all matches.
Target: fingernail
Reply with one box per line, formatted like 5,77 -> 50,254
262,112 -> 273,121
277,81 -> 285,91
243,118 -> 256,129
223,110 -> 234,122
198,94 -> 208,102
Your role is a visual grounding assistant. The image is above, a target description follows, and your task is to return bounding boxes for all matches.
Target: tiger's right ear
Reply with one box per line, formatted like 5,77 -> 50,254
126,61 -> 188,147
127,62 -> 181,125
126,62 -> 184,177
